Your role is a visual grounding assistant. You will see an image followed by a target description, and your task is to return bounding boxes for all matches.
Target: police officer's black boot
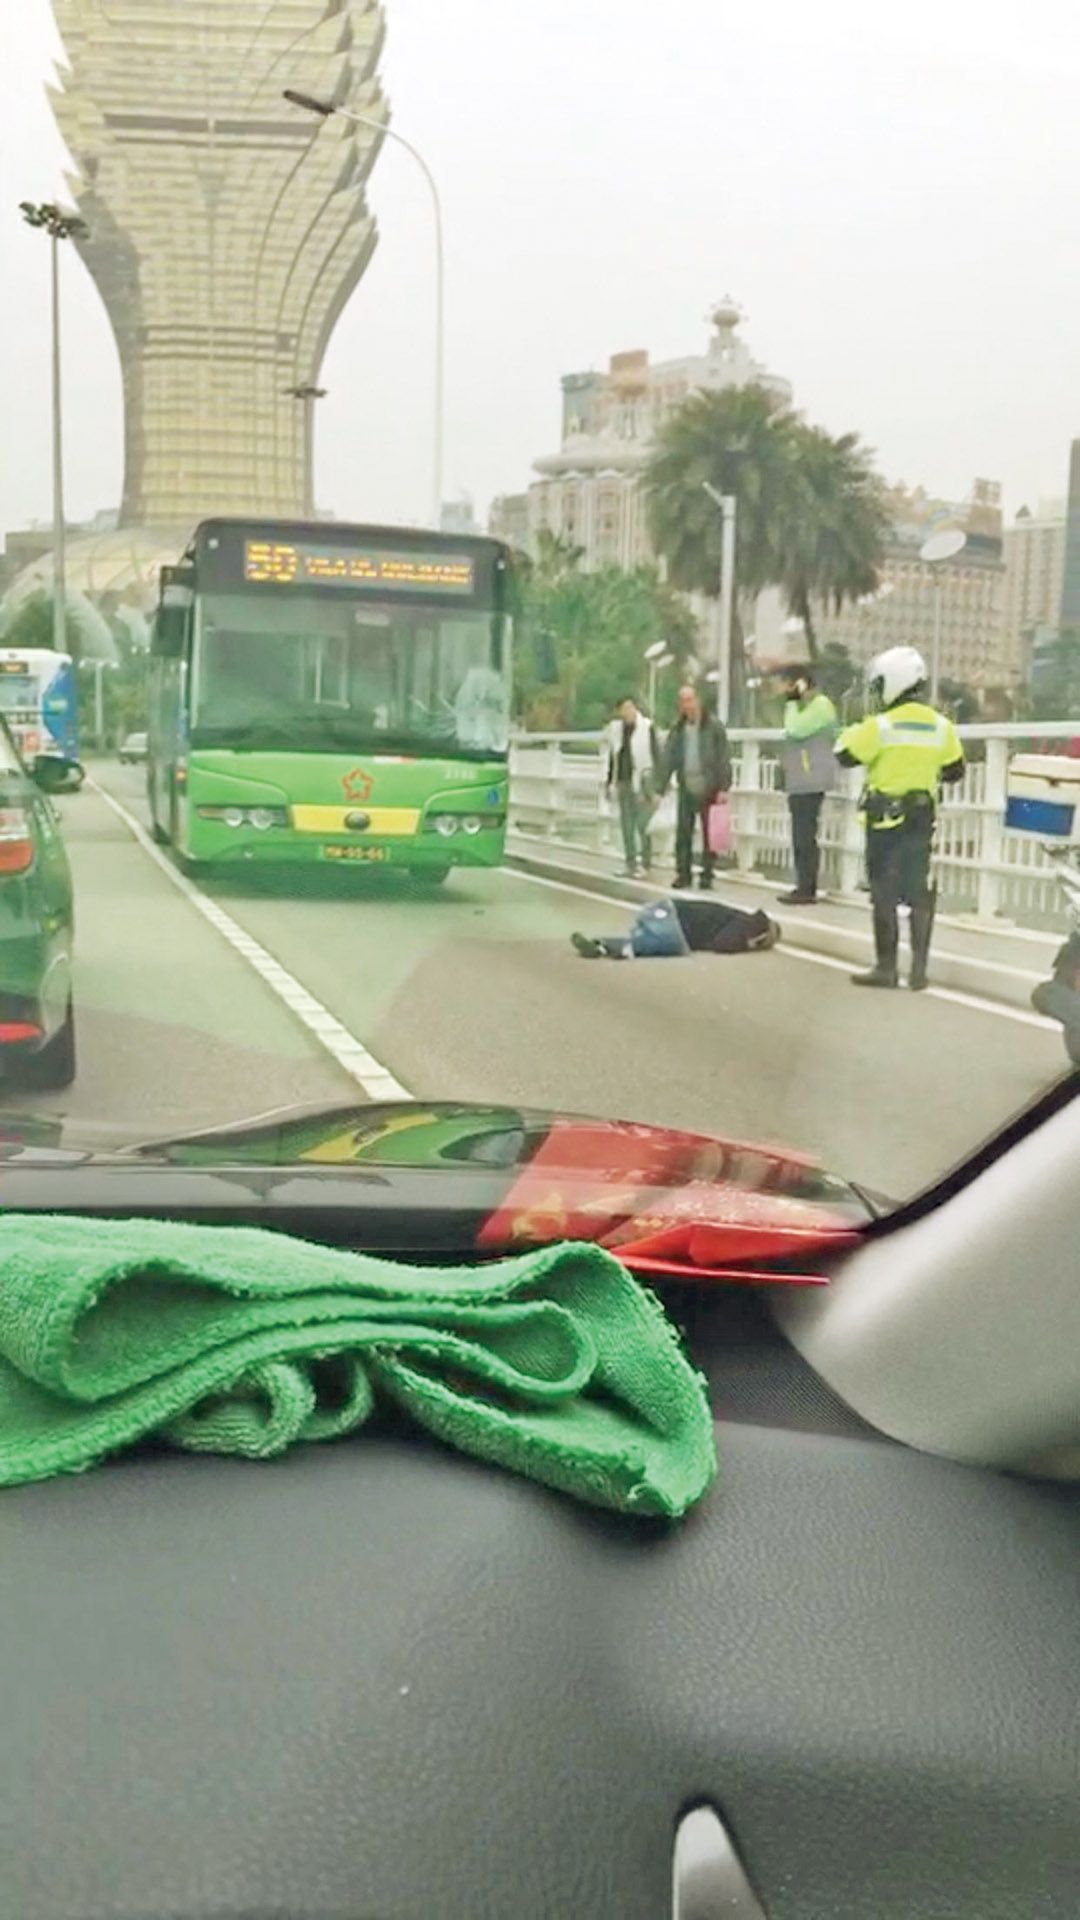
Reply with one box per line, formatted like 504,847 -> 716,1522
850,901 -> 899,988
909,893 -> 936,992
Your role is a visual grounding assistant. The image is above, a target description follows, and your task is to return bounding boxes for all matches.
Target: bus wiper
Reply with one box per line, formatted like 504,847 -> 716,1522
196,718 -> 306,748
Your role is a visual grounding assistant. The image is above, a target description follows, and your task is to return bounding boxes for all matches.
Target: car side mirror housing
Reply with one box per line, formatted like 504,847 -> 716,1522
33,757 -> 84,795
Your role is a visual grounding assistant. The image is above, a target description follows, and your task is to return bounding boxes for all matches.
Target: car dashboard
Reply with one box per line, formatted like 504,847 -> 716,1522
4,1283 -> 1078,1920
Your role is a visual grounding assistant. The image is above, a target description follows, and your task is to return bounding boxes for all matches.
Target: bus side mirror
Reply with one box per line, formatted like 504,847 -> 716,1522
153,563 -> 194,658
33,757 -> 84,794
152,606 -> 188,657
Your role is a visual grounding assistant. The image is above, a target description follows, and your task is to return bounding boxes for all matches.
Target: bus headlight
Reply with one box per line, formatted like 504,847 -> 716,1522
197,805 -> 289,830
424,810 -> 504,835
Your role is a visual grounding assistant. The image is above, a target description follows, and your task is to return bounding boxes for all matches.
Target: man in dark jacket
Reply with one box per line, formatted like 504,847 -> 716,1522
570,894 -> 779,960
664,684 -> 732,890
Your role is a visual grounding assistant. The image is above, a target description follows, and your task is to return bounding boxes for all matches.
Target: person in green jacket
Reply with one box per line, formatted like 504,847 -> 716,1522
777,667 -> 838,904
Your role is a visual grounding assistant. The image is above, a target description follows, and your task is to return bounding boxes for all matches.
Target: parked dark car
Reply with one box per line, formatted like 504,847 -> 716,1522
0,719 -> 77,1089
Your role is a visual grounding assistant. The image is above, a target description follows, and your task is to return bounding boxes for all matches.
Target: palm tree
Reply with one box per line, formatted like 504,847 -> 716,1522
779,423 -> 890,659
646,384 -> 794,601
645,387 -> 889,682
646,385 -> 796,711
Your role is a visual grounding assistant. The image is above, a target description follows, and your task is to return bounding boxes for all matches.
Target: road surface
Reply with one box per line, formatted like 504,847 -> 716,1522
1,758 -> 1066,1200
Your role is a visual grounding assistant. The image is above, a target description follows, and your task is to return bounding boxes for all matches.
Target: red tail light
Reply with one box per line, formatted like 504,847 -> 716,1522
0,809 -> 34,875
0,1022 -> 42,1044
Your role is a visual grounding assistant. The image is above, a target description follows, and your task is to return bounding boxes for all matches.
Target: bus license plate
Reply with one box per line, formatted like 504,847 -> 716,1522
322,844 -> 388,863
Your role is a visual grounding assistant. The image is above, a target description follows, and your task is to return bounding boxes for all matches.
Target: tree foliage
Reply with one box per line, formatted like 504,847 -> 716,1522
645,384 -> 889,680
779,422 -> 891,654
0,592 -> 56,652
0,590 -> 148,747
513,540 -> 698,730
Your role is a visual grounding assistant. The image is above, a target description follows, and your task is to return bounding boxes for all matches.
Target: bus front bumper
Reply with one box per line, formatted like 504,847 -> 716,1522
183,821 -> 505,870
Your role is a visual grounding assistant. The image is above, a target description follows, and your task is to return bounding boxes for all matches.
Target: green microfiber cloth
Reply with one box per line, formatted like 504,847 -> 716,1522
0,1216 -> 716,1517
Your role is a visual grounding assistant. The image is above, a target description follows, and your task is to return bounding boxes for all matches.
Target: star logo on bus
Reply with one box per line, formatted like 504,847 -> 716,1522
341,768 -> 373,804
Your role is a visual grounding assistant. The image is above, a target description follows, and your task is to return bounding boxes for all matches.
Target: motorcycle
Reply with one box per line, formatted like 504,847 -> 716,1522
1002,751 -> 1080,1069
1030,846 -> 1080,1068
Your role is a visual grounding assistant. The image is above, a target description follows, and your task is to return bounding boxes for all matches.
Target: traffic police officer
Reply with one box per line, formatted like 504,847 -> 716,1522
836,646 -> 965,991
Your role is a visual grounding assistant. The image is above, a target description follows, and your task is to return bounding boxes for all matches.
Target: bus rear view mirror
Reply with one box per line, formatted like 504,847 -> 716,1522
33,757 -> 84,794
153,608 -> 188,657
153,564 -> 194,658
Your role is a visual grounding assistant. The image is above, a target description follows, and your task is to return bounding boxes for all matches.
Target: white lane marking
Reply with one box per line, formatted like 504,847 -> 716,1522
503,864 -> 1061,1035
508,840 -> 1062,958
507,856 -> 1045,982
91,780 -> 413,1102
777,941 -> 1057,1032
501,865 -> 639,912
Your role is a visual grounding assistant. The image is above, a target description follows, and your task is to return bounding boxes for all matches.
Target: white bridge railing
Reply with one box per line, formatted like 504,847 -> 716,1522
508,723 -> 1080,932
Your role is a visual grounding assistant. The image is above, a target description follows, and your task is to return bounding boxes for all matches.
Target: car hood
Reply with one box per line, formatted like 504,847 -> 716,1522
0,1102 -> 873,1282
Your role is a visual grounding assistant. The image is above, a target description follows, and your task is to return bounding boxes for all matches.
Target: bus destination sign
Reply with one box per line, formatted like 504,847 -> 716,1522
244,540 -> 476,596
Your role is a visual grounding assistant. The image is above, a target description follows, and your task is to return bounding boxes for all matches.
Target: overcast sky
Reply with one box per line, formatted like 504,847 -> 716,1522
2,0 -> 1078,537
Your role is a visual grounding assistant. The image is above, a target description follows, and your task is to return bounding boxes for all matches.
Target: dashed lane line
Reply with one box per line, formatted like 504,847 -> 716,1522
91,780 -> 413,1103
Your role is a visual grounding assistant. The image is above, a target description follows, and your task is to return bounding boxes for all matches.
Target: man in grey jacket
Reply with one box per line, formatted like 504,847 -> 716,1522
777,668 -> 837,905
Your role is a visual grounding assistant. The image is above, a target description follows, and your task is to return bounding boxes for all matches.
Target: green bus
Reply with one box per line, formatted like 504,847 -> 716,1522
147,518 -> 514,879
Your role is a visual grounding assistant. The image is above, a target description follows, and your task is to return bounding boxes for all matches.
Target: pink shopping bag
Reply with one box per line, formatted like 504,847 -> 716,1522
706,795 -> 732,856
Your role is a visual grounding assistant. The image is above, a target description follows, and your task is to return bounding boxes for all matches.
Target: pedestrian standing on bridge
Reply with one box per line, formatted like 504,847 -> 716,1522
837,646 -> 965,992
664,685 -> 732,891
777,666 -> 837,905
605,696 -> 660,877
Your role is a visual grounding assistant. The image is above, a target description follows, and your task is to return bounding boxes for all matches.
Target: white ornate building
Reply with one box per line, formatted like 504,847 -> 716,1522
50,0 -> 387,527
521,301 -> 791,570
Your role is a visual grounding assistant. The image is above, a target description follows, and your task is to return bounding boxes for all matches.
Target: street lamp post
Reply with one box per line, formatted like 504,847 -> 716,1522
19,201 -> 89,658
79,658 -> 115,751
919,529 -> 966,702
284,90 -> 444,527
285,383 -> 327,516
646,648 -> 674,716
702,480 -> 737,723
643,637 -> 670,715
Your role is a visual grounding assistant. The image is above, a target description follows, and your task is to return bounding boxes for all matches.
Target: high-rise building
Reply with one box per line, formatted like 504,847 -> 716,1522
440,497 -> 480,536
1061,439 -> 1080,635
815,481 -> 1009,690
1001,502 -> 1066,681
525,301 -> 791,570
51,0 -> 387,528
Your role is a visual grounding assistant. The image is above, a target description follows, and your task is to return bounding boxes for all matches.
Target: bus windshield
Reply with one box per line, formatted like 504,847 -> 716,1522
191,591 -> 510,758
0,674 -> 37,713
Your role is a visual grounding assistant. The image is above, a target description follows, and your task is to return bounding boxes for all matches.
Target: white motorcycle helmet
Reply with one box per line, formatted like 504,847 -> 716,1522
867,646 -> 928,709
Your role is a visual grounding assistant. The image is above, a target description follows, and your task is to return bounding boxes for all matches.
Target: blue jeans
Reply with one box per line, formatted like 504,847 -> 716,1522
616,783 -> 653,870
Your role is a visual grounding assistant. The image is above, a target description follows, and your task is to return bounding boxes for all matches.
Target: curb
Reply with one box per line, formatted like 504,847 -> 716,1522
506,838 -> 1051,1014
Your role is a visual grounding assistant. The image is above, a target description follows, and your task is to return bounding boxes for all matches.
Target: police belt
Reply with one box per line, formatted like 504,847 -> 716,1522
863,789 -> 936,829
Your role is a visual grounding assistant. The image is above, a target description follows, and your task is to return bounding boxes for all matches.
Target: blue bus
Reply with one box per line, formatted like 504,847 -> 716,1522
0,649 -> 80,772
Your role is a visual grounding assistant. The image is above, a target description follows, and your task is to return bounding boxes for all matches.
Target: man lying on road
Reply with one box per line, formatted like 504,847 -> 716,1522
571,894 -> 779,961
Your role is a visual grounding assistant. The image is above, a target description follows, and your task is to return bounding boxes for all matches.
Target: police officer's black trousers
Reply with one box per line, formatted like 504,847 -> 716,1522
865,817 -> 935,980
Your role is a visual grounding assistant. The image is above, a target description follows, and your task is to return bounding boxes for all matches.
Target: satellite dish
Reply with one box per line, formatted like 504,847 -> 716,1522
919,528 -> 966,564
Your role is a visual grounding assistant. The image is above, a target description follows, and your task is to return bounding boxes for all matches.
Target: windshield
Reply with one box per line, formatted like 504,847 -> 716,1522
0,0 -> 1074,1227
0,675 -> 37,713
192,593 -> 510,757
